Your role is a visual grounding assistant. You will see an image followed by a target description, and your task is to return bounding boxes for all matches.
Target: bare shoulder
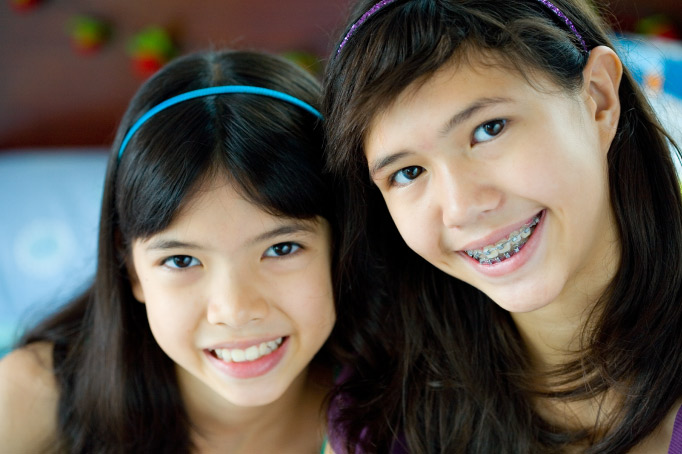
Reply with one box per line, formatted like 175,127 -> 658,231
0,342 -> 60,452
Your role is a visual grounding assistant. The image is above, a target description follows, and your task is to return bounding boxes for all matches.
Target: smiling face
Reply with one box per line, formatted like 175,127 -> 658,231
129,176 -> 335,408
365,51 -> 622,314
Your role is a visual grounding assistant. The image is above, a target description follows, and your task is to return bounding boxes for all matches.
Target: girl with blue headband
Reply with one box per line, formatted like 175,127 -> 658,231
0,49 -> 337,453
323,0 -> 682,452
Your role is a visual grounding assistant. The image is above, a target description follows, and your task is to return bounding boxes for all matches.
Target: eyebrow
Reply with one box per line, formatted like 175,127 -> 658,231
247,222 -> 318,246
368,151 -> 412,179
438,97 -> 512,137
368,97 -> 512,179
145,239 -> 202,251
144,220 -> 318,252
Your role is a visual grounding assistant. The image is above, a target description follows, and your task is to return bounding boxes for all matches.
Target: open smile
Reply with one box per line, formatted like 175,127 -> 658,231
208,337 -> 285,363
465,212 -> 543,265
205,336 -> 290,379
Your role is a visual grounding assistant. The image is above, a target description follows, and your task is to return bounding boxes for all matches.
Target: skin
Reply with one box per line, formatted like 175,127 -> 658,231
129,175 -> 335,453
364,47 -> 681,451
366,47 -> 621,320
0,342 -> 59,453
0,174 -> 335,454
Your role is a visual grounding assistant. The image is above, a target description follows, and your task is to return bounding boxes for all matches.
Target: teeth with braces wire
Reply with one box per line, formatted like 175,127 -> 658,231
465,215 -> 540,265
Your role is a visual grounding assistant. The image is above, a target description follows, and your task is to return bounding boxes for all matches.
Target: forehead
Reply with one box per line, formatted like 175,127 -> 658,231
134,174 -> 330,252
362,60 -> 579,172
174,174 -> 327,227
365,53 -> 562,142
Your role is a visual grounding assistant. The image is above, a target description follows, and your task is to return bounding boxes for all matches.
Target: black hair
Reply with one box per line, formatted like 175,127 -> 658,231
20,49 -> 334,453
323,0 -> 682,452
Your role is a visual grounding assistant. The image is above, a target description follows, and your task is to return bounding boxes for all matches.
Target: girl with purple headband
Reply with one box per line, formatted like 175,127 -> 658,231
323,0 -> 682,452
0,49 -> 340,453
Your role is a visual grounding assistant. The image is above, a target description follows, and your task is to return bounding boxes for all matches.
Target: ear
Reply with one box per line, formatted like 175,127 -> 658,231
581,46 -> 623,152
127,259 -> 146,303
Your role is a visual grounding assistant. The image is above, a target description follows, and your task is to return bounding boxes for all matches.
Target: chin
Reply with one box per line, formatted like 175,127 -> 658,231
495,299 -> 552,314
221,386 -> 286,408
484,283 -> 562,314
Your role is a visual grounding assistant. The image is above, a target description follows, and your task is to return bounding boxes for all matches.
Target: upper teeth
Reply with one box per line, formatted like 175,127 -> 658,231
466,215 -> 540,264
211,337 -> 283,363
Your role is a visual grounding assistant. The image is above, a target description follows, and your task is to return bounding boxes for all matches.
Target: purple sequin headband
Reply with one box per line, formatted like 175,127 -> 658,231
335,0 -> 588,57
536,0 -> 588,52
336,0 -> 398,55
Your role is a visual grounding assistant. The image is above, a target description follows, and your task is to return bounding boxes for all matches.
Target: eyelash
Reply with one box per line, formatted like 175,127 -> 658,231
163,255 -> 201,270
389,166 -> 424,187
387,118 -> 508,188
472,119 -> 507,145
159,242 -> 304,271
263,242 -> 302,258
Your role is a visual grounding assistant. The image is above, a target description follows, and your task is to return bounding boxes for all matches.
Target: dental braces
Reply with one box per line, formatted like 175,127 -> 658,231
467,215 -> 541,264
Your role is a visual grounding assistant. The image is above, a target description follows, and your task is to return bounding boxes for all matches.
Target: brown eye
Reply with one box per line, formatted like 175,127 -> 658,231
485,122 -> 503,135
473,119 -> 507,144
392,166 -> 425,186
264,242 -> 301,258
164,255 -> 200,269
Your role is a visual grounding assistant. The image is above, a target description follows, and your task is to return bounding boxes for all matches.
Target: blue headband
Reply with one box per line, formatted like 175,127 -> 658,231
118,85 -> 323,159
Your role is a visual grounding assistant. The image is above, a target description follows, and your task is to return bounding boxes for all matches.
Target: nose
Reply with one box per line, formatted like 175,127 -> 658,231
206,268 -> 269,327
437,163 -> 502,228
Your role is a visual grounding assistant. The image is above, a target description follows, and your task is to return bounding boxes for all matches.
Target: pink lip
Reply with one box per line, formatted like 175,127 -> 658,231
458,210 -> 546,277
204,336 -> 289,379
459,212 -> 542,252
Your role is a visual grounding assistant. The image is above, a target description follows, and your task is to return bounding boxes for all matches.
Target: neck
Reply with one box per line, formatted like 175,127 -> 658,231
511,220 -> 620,371
509,219 -> 620,431
177,364 -> 329,453
511,289 -> 595,371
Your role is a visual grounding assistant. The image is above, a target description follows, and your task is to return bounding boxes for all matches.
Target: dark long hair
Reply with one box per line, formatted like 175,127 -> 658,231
20,49 -> 333,453
323,0 -> 682,452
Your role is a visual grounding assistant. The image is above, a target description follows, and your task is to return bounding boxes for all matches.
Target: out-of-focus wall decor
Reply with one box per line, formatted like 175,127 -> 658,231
0,0 -> 352,148
608,0 -> 681,38
1,0 -> 680,148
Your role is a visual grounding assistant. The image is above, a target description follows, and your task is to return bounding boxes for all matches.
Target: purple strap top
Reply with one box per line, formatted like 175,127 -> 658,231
327,366 -> 407,454
330,371 -> 682,453
670,404 -> 682,454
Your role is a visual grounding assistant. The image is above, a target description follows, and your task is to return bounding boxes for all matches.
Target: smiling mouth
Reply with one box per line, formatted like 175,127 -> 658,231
465,213 -> 542,265
209,337 -> 284,363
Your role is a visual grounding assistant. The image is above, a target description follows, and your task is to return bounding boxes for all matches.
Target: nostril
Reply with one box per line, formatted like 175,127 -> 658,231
206,296 -> 269,327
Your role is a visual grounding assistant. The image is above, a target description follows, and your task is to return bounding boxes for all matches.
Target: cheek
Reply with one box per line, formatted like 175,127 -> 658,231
299,282 -> 334,318
305,273 -> 335,322
284,270 -> 335,334
308,299 -> 335,341
525,152 -> 605,209
386,198 -> 439,257
144,293 -> 199,348
405,232 -> 441,262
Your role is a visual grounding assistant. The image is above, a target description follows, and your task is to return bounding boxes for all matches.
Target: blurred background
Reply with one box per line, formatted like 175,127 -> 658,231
0,0 -> 681,355
0,0 -> 352,148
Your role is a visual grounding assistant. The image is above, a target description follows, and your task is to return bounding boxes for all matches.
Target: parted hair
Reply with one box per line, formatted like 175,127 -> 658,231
20,49 -> 333,453
322,0 -> 682,452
